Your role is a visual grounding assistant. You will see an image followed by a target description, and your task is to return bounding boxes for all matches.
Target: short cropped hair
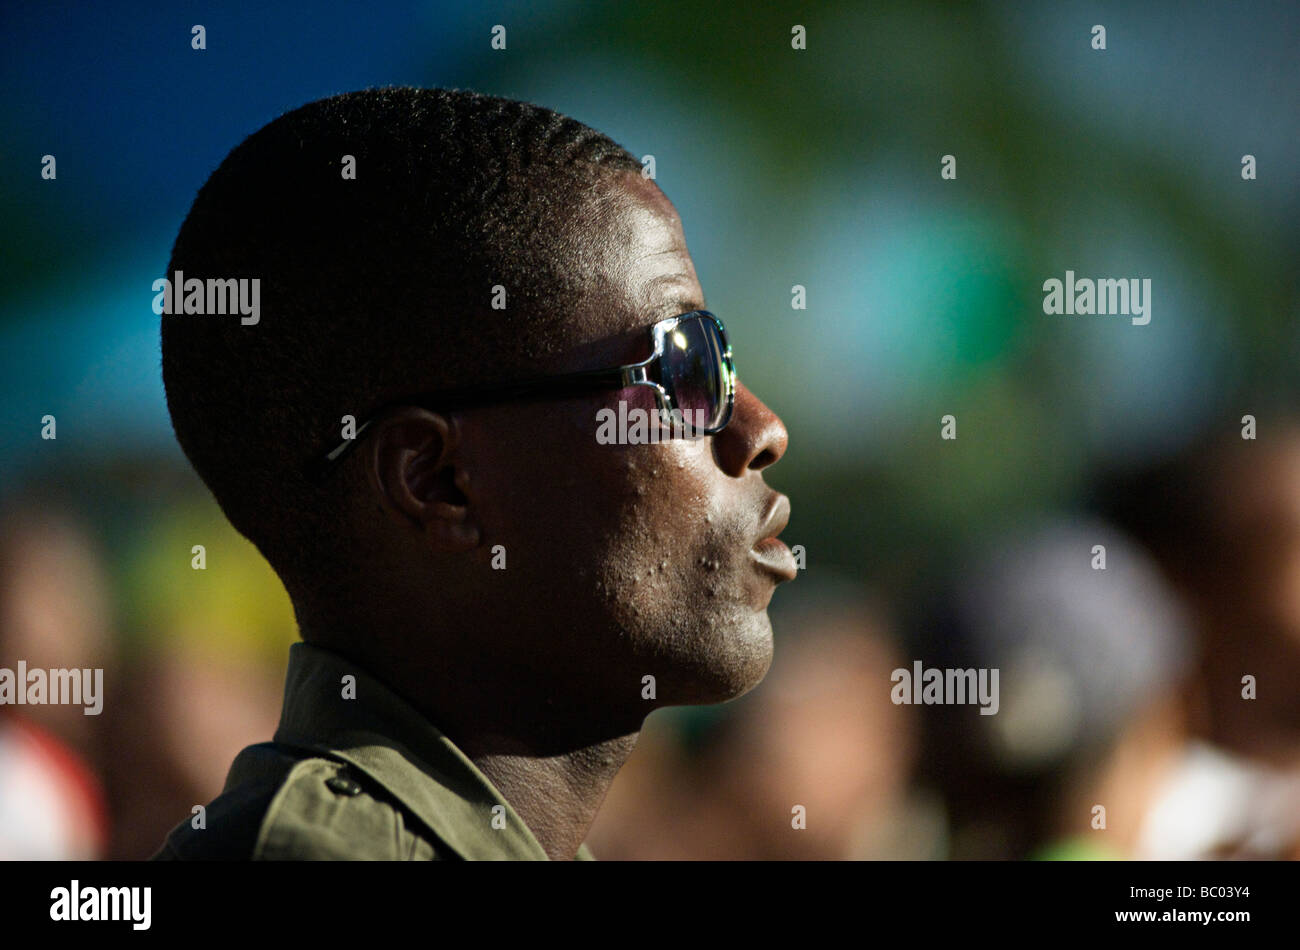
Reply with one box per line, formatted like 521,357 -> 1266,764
161,87 -> 642,602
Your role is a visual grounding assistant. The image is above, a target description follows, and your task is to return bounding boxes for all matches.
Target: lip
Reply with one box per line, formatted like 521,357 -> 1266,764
751,493 -> 796,581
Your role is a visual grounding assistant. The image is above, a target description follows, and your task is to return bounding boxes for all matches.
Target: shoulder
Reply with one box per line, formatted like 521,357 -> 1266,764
152,743 -> 446,861
254,756 -> 445,860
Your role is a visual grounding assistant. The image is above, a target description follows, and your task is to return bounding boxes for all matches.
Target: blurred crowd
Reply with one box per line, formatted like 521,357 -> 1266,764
3,421 -> 1300,860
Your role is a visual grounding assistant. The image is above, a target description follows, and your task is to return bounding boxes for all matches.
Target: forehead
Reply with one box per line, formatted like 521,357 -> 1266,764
557,172 -> 706,364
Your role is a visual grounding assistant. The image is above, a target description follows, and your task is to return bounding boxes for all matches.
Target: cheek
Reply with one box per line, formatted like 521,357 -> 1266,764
594,440 -> 752,604
470,410 -> 750,606
471,415 -> 666,575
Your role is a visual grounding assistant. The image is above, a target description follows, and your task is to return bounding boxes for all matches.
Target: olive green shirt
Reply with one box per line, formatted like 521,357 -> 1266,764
153,641 -> 596,861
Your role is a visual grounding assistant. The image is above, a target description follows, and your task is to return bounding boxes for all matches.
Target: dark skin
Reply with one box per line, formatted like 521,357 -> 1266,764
303,171 -> 793,859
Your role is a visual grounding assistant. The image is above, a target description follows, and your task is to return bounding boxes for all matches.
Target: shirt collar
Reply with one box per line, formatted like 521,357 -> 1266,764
273,641 -> 594,860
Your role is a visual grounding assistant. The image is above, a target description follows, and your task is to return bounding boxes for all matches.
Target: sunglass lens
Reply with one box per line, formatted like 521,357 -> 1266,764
661,316 -> 727,430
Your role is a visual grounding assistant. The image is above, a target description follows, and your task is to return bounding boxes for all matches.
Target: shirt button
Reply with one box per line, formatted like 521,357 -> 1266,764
326,774 -> 363,796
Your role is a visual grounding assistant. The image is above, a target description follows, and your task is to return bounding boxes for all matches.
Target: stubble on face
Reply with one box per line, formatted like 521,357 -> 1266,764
588,445 -> 777,706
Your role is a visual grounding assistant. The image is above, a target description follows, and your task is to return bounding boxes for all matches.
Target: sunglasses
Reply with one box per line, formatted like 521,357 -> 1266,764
304,310 -> 736,482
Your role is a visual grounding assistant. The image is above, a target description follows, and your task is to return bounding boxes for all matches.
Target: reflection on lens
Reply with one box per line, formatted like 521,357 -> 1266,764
663,317 -> 723,430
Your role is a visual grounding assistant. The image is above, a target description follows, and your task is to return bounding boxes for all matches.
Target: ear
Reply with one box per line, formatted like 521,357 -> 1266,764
363,408 -> 481,551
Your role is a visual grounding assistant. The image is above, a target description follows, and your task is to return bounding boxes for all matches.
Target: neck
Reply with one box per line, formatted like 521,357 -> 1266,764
435,704 -> 645,859
309,629 -> 646,860
457,730 -> 640,860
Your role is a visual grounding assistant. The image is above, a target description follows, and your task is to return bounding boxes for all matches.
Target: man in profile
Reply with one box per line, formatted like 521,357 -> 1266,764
152,87 -> 795,860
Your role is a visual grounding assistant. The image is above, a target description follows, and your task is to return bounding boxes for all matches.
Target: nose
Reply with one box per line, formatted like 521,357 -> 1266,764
713,380 -> 788,477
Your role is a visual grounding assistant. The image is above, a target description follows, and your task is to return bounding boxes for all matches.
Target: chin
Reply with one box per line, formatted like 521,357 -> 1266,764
661,611 -> 775,706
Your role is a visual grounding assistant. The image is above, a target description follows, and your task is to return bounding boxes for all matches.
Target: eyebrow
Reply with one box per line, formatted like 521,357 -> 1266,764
652,294 -> 706,322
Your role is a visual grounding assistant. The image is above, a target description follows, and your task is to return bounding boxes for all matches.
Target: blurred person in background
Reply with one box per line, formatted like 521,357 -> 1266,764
1102,421 -> 1300,859
590,585 -> 941,860
105,640 -> 283,859
0,502 -> 112,859
912,519 -> 1199,859
104,497 -> 290,858
691,593 -> 941,859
